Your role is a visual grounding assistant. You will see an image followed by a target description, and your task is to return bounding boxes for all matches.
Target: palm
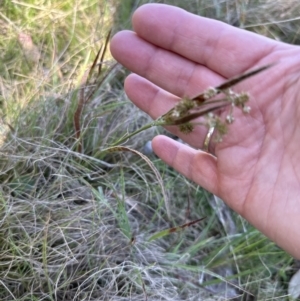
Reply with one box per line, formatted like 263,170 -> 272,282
111,4 -> 300,258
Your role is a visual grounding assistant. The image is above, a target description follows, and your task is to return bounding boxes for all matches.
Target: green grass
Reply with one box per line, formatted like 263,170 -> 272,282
0,0 -> 299,300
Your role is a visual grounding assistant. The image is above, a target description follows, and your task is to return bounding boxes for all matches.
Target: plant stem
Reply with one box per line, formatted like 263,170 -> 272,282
110,119 -> 166,146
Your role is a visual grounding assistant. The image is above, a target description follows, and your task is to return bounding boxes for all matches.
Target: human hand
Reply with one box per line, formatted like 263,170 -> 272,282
110,4 -> 300,258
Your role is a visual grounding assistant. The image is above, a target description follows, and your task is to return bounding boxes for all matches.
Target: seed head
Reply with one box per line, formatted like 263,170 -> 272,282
203,87 -> 219,100
179,123 -> 194,134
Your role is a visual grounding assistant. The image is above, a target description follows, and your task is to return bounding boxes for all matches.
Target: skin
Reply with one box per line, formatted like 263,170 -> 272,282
110,4 -> 300,259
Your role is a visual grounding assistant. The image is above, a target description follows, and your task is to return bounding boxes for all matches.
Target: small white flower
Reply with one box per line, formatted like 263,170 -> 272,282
243,106 -> 251,114
171,110 -> 180,118
226,115 -> 235,124
203,87 -> 218,99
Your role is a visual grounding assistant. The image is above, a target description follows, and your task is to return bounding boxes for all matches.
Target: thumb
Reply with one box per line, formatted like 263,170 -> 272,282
152,135 -> 219,195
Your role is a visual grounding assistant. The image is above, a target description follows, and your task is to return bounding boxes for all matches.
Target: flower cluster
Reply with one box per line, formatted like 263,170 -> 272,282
112,64 -> 273,147
158,86 -> 250,139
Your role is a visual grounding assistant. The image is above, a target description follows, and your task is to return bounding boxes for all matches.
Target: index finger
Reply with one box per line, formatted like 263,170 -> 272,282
132,4 -> 282,78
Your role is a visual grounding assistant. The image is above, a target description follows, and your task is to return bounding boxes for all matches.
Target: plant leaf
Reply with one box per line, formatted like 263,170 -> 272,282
148,217 -> 206,242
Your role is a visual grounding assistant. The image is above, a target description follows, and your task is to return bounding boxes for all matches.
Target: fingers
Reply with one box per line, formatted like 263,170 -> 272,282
110,3 -> 290,151
111,30 -> 224,98
124,74 -> 177,119
132,4 -> 279,78
152,135 -> 219,195
110,3 -> 283,100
